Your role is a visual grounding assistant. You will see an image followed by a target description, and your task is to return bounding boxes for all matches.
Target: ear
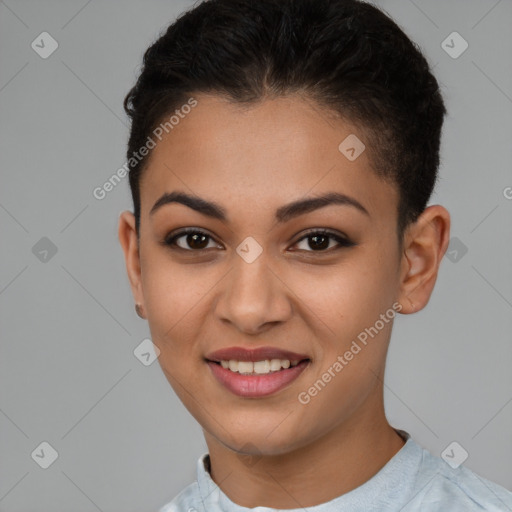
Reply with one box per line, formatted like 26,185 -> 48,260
118,210 -> 145,313
397,205 -> 451,314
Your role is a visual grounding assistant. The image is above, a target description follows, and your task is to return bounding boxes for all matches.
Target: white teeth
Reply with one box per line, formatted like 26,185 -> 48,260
218,358 -> 304,374
253,360 -> 270,374
238,361 -> 253,374
269,359 -> 282,371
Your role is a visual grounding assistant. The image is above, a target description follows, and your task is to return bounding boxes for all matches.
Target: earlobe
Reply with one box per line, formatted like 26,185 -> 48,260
397,205 -> 451,315
118,210 -> 145,308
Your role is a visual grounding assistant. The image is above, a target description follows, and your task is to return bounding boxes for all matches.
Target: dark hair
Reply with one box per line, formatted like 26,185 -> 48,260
123,0 -> 446,244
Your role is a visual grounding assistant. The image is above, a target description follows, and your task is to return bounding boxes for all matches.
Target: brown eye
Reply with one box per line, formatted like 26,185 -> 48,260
164,229 -> 220,251
292,229 -> 355,253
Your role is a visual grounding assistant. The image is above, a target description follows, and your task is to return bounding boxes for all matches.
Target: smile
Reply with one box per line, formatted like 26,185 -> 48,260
206,358 -> 311,398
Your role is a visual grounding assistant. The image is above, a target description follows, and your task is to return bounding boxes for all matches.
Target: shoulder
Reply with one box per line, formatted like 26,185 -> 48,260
406,441 -> 512,511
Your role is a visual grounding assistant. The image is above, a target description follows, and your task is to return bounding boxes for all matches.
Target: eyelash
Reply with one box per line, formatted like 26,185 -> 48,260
163,227 -> 355,254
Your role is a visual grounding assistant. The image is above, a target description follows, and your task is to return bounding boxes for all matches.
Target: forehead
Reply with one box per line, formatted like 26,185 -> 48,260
139,93 -> 398,226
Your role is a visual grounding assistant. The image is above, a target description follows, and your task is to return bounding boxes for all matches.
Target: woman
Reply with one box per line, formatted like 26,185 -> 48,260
118,0 -> 512,510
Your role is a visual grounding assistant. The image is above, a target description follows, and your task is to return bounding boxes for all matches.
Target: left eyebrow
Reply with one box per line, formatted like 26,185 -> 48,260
275,192 -> 370,222
149,190 -> 370,222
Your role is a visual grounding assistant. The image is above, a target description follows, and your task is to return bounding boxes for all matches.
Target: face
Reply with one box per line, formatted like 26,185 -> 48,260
123,93 -> 406,455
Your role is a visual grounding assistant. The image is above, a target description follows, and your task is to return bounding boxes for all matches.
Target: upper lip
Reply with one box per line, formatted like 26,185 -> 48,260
205,346 -> 311,363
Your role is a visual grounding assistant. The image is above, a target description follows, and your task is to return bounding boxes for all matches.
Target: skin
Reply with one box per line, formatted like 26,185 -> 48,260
118,93 -> 450,508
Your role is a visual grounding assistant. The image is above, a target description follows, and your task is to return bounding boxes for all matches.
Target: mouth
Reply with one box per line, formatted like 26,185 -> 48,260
205,346 -> 311,365
204,346 -> 311,397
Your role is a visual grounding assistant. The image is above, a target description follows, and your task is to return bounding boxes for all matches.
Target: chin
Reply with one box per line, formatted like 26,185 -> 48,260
214,424 -> 303,457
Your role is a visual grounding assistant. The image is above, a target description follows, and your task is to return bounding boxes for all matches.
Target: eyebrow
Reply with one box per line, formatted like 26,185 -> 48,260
149,190 -> 370,222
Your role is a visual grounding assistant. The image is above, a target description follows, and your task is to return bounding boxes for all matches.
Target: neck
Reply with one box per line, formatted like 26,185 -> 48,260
203,391 -> 406,509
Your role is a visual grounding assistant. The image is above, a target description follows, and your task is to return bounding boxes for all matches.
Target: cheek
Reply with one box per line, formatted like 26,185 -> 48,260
291,255 -> 398,393
141,255 -> 212,359
290,253 -> 397,332
346,239 -> 400,314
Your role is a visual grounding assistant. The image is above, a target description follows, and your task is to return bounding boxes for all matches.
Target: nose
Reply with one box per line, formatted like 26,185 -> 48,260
214,249 -> 293,335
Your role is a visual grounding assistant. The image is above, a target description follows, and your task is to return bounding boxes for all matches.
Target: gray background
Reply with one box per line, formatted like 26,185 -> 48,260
0,0 -> 511,511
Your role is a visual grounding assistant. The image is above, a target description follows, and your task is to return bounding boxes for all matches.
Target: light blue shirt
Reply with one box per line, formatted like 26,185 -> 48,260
158,430 -> 512,511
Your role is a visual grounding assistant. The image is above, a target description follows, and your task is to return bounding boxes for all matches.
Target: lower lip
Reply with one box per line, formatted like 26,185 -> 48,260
207,360 -> 310,398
